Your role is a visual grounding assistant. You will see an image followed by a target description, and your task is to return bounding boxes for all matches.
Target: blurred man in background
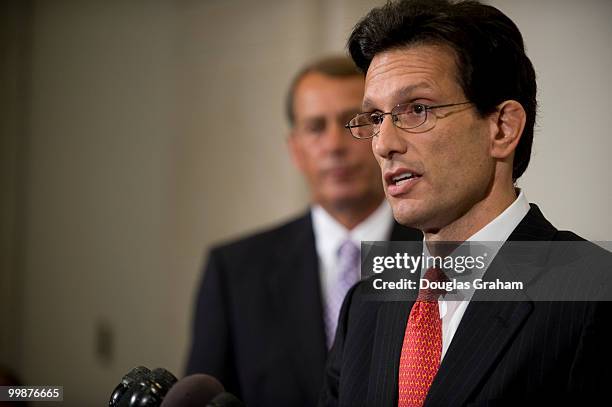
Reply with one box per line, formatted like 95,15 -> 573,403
185,55 -> 420,406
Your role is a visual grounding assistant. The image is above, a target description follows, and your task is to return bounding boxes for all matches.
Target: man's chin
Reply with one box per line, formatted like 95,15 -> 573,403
391,203 -> 429,231
331,195 -> 370,209
322,191 -> 380,211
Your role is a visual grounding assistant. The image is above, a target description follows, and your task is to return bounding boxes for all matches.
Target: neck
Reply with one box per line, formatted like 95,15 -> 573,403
425,182 -> 517,243
320,197 -> 384,230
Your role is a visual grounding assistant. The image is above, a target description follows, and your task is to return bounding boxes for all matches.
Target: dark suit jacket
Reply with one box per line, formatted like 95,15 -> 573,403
319,204 -> 612,406
186,210 -> 422,407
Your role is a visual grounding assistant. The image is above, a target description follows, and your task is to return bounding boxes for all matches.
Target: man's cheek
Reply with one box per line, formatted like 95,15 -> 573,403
373,153 -> 384,167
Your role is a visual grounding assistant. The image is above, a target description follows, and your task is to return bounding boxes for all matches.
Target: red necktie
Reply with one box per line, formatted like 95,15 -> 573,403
397,268 -> 446,407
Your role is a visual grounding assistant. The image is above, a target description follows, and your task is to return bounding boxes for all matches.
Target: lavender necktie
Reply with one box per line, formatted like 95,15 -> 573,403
324,239 -> 361,348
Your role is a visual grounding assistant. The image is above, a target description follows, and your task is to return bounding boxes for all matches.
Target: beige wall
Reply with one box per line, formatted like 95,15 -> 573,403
487,0 -> 612,241
2,0 -> 610,405
19,1 -> 181,403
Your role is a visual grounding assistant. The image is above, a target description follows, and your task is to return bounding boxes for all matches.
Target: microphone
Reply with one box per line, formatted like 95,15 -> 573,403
109,366 -> 177,407
109,367 -> 244,407
109,366 -> 152,407
160,374 -> 244,407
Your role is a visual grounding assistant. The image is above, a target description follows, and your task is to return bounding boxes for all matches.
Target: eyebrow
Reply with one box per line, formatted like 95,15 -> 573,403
362,82 -> 434,111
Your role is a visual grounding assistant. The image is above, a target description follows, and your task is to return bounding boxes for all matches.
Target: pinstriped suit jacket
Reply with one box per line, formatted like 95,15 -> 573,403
320,204 -> 612,406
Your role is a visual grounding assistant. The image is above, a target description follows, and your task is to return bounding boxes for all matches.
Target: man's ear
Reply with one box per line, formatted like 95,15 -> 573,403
287,131 -> 305,172
489,100 -> 526,159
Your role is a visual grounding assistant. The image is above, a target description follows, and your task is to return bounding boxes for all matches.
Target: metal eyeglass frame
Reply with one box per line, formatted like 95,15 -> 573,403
344,101 -> 472,139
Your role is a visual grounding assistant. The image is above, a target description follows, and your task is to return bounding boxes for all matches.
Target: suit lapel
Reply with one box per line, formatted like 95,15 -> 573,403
367,301 -> 413,407
268,212 -> 327,400
364,223 -> 421,406
425,299 -> 533,405
425,204 -> 558,405
425,248 -> 537,406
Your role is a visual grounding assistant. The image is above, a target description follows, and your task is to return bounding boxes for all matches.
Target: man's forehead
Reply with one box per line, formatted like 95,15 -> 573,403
362,45 -> 460,109
294,72 -> 364,117
362,82 -> 435,111
295,71 -> 364,94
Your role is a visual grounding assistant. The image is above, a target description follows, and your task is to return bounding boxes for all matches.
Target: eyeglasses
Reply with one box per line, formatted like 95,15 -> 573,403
344,101 -> 473,139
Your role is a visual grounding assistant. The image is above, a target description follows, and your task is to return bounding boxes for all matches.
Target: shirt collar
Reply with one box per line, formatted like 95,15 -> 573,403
421,189 -> 530,247
422,190 -> 530,302
466,189 -> 530,242
311,200 -> 393,256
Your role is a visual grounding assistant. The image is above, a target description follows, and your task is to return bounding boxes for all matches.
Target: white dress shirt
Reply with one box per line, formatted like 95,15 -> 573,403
425,190 -> 531,360
312,201 -> 394,318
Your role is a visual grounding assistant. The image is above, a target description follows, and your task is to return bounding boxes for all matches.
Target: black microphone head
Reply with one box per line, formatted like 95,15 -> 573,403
150,368 -> 178,391
110,366 -> 179,407
109,367 -> 152,407
132,368 -> 177,406
160,374 -> 224,407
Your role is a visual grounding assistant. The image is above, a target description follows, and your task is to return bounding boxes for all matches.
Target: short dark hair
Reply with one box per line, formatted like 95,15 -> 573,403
286,55 -> 362,126
348,0 -> 537,180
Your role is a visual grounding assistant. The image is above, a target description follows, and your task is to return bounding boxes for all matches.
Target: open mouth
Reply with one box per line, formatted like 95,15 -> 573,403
391,172 -> 419,186
385,169 -> 423,197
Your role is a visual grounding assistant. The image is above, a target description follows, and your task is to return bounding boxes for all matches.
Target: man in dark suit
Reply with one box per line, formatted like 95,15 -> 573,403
320,1 -> 612,406
185,56 -> 421,406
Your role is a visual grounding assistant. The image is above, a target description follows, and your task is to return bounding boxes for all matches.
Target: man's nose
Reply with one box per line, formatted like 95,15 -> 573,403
372,115 -> 407,159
